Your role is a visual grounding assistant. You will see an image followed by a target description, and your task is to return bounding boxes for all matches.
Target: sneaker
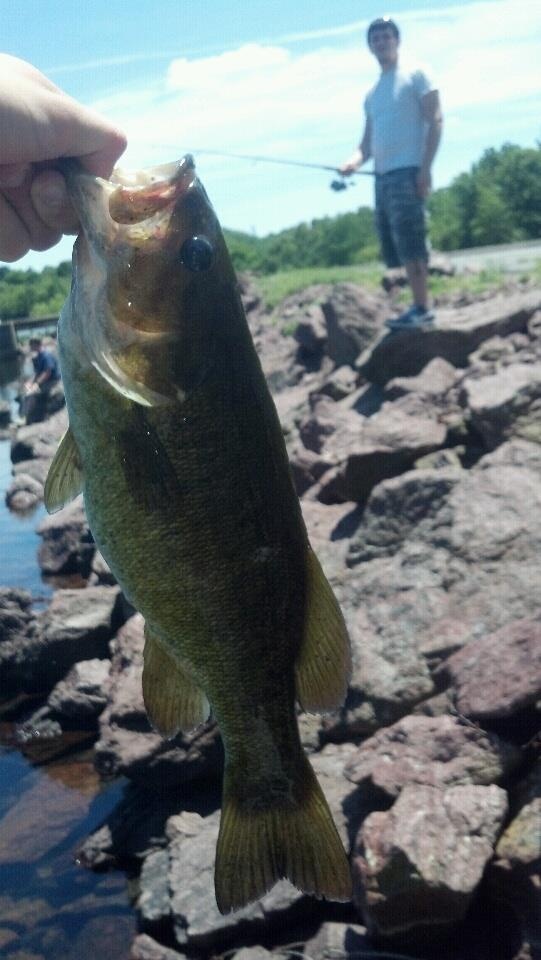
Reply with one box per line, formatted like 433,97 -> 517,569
385,305 -> 435,331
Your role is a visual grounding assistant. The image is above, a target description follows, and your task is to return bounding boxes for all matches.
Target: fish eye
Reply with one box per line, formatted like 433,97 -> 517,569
179,235 -> 214,272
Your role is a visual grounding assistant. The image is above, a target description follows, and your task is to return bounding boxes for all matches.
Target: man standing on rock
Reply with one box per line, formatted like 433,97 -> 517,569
340,16 -> 443,330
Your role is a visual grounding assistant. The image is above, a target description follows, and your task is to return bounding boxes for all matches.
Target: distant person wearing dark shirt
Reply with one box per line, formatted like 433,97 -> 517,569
23,336 -> 61,423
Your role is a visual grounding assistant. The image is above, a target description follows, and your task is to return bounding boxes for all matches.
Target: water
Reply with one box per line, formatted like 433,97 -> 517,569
0,369 -> 136,958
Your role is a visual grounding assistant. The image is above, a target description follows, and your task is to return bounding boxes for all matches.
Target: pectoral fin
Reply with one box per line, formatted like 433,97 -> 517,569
142,625 -> 210,737
44,427 -> 84,514
294,546 -> 351,713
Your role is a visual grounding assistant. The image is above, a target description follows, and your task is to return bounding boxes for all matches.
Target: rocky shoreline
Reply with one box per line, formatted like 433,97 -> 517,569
1,274 -> 540,960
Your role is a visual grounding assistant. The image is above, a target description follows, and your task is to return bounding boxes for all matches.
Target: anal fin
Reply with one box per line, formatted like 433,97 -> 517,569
44,427 -> 84,513
142,625 -> 210,737
294,545 -> 351,713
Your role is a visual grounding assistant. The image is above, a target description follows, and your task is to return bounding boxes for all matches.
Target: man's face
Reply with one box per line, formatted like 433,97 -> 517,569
368,27 -> 399,64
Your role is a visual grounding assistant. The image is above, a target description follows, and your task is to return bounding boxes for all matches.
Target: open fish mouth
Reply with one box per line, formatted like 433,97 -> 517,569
108,155 -> 196,225
60,154 -> 198,250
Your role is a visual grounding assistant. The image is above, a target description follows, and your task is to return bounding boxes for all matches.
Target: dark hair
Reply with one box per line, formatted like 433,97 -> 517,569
367,16 -> 400,44
29,337 -> 42,348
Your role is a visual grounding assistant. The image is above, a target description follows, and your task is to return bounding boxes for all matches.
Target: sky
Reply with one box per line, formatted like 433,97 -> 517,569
3,0 -> 540,270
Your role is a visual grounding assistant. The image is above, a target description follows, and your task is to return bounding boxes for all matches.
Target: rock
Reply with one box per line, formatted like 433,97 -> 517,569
94,615 -> 223,787
358,289 -> 541,385
384,357 -> 458,401
0,585 -> 121,697
231,949 -> 274,960
5,472 -> 44,511
130,934 -> 186,959
319,440 -> 541,737
138,848 -> 171,922
10,406 -> 67,462
47,658 -> 111,718
0,587 -> 34,644
12,457 -> 51,485
317,405 -> 447,504
344,714 -> 521,799
299,396 -> 338,453
353,784 -> 508,936
88,549 -> 117,586
303,922 -> 369,958
289,445 -> 333,496
37,497 -> 95,576
438,620 -> 541,719
321,283 -> 386,366
489,762 -> 541,960
167,810 -> 309,950
294,305 -> 328,358
310,743 -> 360,848
0,400 -> 10,428
462,361 -> 541,448
315,365 -> 359,401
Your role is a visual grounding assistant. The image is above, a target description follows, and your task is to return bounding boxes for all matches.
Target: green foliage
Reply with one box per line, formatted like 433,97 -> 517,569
429,142 -> 541,249
0,262 -> 71,319
224,207 -> 378,275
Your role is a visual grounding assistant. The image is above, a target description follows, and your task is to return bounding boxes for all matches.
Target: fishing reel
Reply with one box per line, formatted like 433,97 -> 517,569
330,176 -> 356,192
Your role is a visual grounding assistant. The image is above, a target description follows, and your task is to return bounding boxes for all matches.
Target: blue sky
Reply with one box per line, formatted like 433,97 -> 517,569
4,0 -> 540,270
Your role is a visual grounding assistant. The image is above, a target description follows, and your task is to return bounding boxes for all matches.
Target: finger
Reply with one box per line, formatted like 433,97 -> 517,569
0,163 -> 31,188
48,101 -> 127,178
0,193 -> 31,261
30,168 -> 79,234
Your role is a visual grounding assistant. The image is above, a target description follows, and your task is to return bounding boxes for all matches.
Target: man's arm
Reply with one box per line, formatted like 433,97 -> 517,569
416,90 -> 443,198
340,117 -> 372,175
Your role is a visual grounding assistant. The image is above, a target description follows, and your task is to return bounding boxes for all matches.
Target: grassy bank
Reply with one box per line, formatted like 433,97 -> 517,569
257,259 -> 541,313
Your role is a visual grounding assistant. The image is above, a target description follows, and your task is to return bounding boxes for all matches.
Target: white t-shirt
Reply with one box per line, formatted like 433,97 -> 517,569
364,63 -> 435,174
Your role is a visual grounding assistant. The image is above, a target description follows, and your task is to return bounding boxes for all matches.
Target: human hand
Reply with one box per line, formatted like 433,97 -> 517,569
24,381 -> 39,395
0,55 -> 126,262
416,168 -> 432,199
339,150 -> 363,176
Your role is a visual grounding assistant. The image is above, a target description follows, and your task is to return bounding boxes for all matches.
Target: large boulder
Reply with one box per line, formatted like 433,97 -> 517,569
437,620 -> 541,720
462,361 -> 541,448
316,400 -> 447,504
358,289 -> 541,385
344,714 -> 521,799
353,784 -> 508,936
0,585 -> 122,697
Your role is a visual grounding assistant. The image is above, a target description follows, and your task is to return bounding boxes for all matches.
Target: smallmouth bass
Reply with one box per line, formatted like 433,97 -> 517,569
45,156 -> 352,913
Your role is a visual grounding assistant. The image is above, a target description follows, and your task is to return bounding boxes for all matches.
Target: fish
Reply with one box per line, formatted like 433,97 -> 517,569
44,156 -> 352,913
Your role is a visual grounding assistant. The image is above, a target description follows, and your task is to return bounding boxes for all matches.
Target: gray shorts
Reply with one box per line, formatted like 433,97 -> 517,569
375,166 -> 428,268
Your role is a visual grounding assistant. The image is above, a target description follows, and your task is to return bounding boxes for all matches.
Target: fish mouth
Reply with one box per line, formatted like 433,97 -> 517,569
60,154 -> 197,249
108,155 -> 196,224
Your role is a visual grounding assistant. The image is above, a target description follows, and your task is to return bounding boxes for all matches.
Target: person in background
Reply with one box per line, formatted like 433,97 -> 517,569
340,16 -> 443,330
0,54 -> 126,262
22,336 -> 61,423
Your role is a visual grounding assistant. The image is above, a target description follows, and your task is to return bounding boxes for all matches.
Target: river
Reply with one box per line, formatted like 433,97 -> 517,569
0,371 -> 136,958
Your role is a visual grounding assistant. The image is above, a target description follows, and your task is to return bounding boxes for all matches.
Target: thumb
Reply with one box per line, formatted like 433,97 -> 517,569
30,168 -> 79,234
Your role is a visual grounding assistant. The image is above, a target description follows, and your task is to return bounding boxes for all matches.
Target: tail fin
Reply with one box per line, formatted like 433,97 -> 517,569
214,750 -> 352,914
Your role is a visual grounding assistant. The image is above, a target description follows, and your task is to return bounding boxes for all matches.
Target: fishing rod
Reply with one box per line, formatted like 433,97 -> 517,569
188,148 -> 375,191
